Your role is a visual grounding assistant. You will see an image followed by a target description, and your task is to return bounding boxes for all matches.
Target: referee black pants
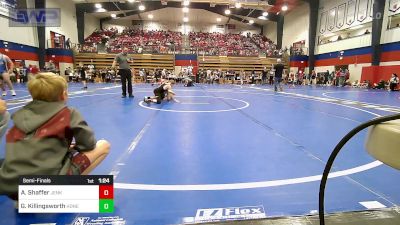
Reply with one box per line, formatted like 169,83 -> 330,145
119,69 -> 132,96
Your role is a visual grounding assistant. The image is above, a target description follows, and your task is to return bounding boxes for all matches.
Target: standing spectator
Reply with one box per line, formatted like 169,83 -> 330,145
335,70 -> 340,86
65,38 -> 71,49
19,63 -> 28,83
48,60 -> 57,73
274,58 -> 284,92
0,53 -> 16,96
310,70 -> 317,86
262,67 -> 267,85
112,47 -> 134,98
324,70 -> 330,86
268,69 -> 274,85
64,67 -> 71,76
389,73 -> 399,91
251,70 -> 256,84
339,69 -> 346,87
80,66 -> 88,90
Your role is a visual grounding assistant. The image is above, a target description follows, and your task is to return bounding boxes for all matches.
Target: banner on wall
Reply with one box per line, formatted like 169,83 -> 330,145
336,3 -> 346,28
319,11 -> 327,34
346,0 -> 356,25
0,0 -> 16,18
357,0 -> 369,22
389,0 -> 400,13
328,7 -> 336,31
369,0 -> 373,17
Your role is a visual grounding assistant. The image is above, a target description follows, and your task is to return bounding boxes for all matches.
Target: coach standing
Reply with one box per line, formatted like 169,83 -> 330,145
273,58 -> 284,92
112,47 -> 134,98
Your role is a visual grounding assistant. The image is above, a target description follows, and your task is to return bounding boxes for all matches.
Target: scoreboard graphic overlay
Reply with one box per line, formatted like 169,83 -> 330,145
18,175 -> 114,213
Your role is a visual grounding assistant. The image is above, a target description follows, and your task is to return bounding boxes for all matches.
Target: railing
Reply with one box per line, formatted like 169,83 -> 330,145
107,45 -> 180,54
290,47 -> 308,56
318,32 -> 371,46
46,39 -> 80,51
77,43 -> 287,58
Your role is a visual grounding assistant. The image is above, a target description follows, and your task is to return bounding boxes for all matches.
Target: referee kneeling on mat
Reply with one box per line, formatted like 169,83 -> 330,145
112,47 -> 134,98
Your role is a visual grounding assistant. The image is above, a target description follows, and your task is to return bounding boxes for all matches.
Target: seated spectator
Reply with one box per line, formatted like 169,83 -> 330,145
0,73 -> 110,199
389,73 -> 399,91
352,80 -> 359,88
373,79 -> 387,89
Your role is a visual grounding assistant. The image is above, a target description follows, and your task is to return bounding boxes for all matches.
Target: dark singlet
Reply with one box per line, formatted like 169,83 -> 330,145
154,83 -> 166,96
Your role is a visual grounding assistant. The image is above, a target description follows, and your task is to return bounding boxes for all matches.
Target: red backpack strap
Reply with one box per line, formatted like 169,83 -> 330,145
6,126 -> 26,143
7,107 -> 73,143
35,107 -> 73,141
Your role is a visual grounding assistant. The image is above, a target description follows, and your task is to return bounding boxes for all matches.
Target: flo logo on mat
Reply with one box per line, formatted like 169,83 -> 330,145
72,217 -> 90,225
71,216 -> 125,225
195,205 -> 266,222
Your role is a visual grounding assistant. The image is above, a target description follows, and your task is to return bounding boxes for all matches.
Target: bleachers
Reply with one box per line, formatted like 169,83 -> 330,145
75,53 -> 175,72
75,53 -> 285,75
198,55 -> 282,72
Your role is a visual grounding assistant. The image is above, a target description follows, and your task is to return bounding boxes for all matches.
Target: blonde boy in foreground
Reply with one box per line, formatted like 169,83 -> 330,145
0,73 -> 110,199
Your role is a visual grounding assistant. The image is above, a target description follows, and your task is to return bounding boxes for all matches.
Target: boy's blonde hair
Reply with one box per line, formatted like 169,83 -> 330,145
28,73 -> 68,102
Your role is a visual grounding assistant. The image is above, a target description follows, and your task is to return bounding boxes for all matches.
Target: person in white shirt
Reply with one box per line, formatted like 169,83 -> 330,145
389,73 -> 399,91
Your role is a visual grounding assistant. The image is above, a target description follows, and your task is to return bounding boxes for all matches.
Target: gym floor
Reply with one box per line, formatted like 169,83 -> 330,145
0,83 -> 399,225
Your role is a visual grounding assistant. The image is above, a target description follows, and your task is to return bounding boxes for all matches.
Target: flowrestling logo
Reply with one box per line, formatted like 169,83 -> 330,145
72,217 -> 90,225
194,205 -> 266,223
71,216 -> 126,225
9,8 -> 60,27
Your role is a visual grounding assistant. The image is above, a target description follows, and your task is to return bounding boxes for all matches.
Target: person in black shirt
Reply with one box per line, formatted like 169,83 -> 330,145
80,66 -> 88,89
144,80 -> 177,104
262,67 -> 267,85
274,58 -> 284,92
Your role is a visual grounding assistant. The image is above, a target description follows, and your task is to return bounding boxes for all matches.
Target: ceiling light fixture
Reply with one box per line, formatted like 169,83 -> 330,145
98,8 -> 106,12
216,17 -> 221,22
139,4 -> 145,11
249,20 -> 254,24
282,4 -> 288,11
235,2 -> 241,8
258,16 -> 267,20
182,7 -> 189,13
148,14 -> 153,19
95,3 -> 102,9
262,12 -> 268,16
225,9 -> 231,15
183,0 -> 190,6
111,13 -> 116,18
183,16 -> 189,22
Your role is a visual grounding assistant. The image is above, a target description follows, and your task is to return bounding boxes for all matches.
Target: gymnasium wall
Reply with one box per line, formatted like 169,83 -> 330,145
380,0 -> 400,44
316,34 -> 371,54
315,0 -> 373,54
310,41 -> 400,82
263,22 -> 277,43
0,0 -> 37,47
45,0 -> 78,47
289,0 -> 400,82
282,1 -> 309,49
0,38 -> 74,72
84,13 -> 100,38
0,40 -> 39,66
